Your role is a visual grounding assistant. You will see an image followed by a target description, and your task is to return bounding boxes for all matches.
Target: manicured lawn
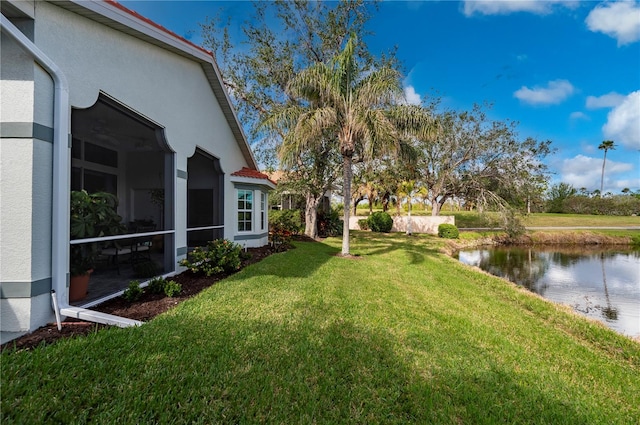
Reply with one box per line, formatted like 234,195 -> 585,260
522,213 -> 640,227
449,211 -> 640,228
356,209 -> 640,228
3,233 -> 639,423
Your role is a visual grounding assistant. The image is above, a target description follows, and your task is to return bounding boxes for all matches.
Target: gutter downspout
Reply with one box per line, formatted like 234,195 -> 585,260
1,13 -> 141,329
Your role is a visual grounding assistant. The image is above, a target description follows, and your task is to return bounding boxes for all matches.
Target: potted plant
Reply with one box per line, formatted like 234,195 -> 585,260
69,190 -> 125,301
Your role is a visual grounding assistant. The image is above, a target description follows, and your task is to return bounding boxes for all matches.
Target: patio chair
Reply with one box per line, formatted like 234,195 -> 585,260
130,234 -> 153,264
130,224 -> 155,263
100,238 -> 134,275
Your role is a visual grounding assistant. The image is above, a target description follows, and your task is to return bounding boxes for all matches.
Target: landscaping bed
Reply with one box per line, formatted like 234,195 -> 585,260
1,244 -> 283,353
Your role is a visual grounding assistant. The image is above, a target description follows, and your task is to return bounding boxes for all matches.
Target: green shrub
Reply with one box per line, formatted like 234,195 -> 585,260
269,224 -> 292,251
179,239 -> 242,276
269,209 -> 303,235
146,276 -> 181,297
501,209 -> 525,239
123,280 -> 143,302
358,218 -> 369,230
163,280 -> 182,297
631,235 -> 640,247
367,211 -> 393,233
318,208 -> 343,237
148,276 -> 166,294
438,223 -> 459,239
562,195 -> 640,216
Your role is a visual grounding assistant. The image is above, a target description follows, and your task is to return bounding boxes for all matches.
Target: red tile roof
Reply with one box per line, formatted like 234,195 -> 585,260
231,168 -> 277,185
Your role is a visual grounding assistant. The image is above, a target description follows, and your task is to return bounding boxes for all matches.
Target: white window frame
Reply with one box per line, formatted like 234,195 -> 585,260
237,189 -> 254,233
260,192 -> 266,231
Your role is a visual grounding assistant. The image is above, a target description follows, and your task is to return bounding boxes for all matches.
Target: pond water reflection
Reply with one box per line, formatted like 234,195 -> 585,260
456,246 -> 640,338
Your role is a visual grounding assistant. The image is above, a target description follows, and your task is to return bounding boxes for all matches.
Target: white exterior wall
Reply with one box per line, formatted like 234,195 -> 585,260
349,215 -> 455,235
1,1 -> 262,334
1,17 -> 56,332
34,2 -> 250,251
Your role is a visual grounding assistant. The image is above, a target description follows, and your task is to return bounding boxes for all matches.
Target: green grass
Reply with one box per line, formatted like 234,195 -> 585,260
357,209 -> 640,228
449,211 -> 640,228
522,213 -> 640,227
3,233 -> 639,424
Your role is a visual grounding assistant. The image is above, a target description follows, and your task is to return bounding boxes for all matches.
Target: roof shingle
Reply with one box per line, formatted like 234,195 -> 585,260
231,168 -> 277,186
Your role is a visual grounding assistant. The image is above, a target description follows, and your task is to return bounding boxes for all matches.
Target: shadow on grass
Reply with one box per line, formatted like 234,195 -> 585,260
2,312 -> 600,423
229,239 -> 340,279
349,231 -> 442,265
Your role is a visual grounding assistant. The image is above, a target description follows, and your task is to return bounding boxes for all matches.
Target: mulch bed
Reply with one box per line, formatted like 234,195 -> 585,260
1,243 -> 293,353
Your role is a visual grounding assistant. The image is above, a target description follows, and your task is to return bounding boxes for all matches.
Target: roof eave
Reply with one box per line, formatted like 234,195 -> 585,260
51,0 -> 258,169
230,175 -> 277,190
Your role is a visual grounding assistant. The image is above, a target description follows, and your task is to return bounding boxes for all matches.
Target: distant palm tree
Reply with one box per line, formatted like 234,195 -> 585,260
598,140 -> 615,196
266,36 -> 432,255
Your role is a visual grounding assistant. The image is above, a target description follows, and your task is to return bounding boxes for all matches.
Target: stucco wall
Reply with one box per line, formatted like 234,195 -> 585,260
1,1 -> 258,334
34,2 -> 250,252
0,16 -> 56,332
348,215 -> 455,235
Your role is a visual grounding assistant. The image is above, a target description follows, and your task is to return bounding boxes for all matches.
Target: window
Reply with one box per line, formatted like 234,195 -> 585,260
237,189 -> 253,232
260,192 -> 266,231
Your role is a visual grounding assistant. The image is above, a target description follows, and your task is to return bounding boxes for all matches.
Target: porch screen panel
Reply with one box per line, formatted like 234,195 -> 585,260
187,149 -> 223,248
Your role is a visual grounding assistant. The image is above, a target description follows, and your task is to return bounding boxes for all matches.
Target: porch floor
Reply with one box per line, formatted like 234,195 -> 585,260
73,252 -> 167,306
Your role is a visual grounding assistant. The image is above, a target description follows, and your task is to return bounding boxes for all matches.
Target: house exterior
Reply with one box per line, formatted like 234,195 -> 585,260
0,0 -> 275,340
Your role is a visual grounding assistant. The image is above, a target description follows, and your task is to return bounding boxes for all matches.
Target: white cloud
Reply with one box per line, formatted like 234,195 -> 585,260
560,154 -> 633,191
586,92 -> 626,109
462,0 -> 578,16
403,85 -> 422,105
586,1 -> 640,46
570,111 -> 589,121
603,91 -> 640,149
514,79 -> 575,105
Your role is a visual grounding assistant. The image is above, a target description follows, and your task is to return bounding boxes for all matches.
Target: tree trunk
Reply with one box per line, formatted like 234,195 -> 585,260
600,150 -> 607,196
438,198 -> 447,215
304,193 -> 321,239
431,199 -> 440,216
342,154 -> 353,256
353,197 -> 363,216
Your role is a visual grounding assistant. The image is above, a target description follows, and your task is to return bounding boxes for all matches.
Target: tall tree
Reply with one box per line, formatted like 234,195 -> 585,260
267,36 -> 430,255
598,140 -> 615,196
415,103 -> 552,216
200,0 -> 379,238
546,182 -> 576,213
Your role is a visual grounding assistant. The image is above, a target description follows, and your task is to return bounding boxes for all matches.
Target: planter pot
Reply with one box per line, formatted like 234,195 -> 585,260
69,269 -> 93,302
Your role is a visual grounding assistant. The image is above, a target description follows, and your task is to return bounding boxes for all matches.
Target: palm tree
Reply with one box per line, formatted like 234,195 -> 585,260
598,140 -> 615,196
266,36 -> 432,255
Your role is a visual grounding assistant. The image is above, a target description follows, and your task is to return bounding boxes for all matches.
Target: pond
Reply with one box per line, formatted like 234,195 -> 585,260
456,245 -> 640,339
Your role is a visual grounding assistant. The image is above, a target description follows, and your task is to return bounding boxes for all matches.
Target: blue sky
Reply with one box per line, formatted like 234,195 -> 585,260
121,0 -> 640,193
